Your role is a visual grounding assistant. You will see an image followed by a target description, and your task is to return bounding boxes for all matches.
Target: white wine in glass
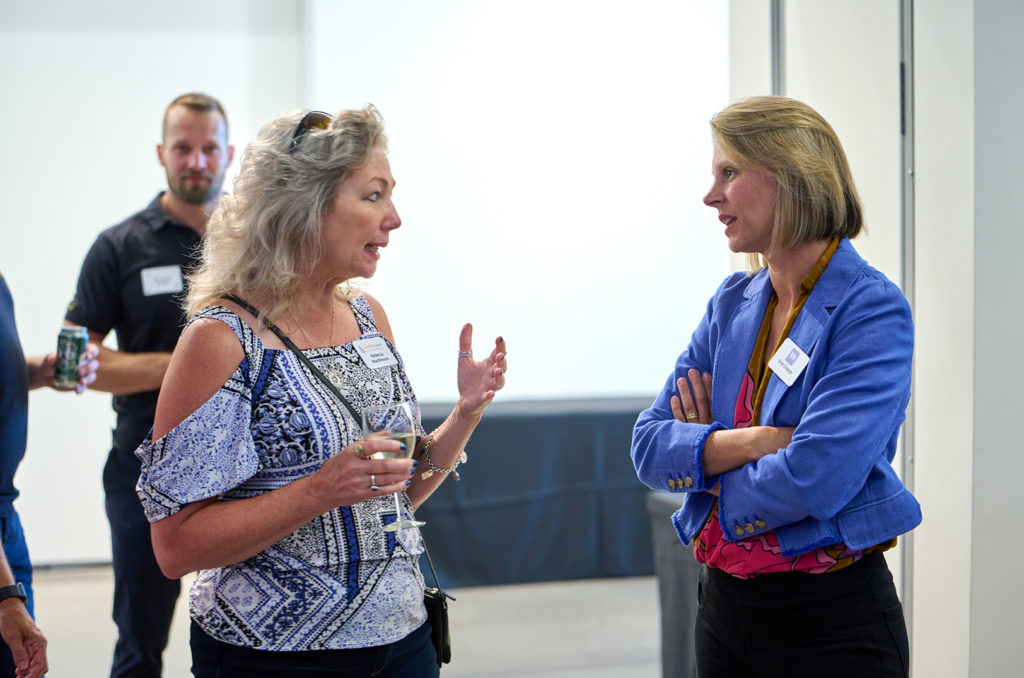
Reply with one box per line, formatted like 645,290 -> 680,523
361,401 -> 424,532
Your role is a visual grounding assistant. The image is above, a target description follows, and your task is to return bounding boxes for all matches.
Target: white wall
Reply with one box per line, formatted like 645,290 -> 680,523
782,0 -> 903,282
1,0 -> 304,564
967,2 -> 1023,675
912,1 -> 975,673
305,0 -> 731,402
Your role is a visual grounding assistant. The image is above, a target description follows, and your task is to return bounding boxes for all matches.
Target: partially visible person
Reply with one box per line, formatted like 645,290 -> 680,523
1,269 -> 99,678
632,96 -> 919,677
0,548 -> 45,678
64,92 -> 234,678
135,106 -> 506,677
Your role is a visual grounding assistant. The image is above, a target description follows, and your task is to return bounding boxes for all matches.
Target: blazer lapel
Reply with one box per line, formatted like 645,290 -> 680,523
715,270 -> 772,427
760,308 -> 827,422
759,239 -> 867,424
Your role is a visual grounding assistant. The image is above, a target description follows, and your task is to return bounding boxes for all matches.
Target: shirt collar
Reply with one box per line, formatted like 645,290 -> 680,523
140,192 -> 194,234
800,237 -> 841,295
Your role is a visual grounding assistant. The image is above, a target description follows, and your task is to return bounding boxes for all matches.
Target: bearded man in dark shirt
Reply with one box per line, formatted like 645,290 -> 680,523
64,92 -> 234,678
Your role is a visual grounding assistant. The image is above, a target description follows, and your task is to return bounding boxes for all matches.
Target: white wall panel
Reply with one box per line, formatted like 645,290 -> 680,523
0,0 -> 303,564
784,0 -> 902,283
912,1 -> 974,673
306,0 -> 731,402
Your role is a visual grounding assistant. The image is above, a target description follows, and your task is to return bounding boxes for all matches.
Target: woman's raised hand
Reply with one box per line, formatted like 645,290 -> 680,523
455,323 -> 506,419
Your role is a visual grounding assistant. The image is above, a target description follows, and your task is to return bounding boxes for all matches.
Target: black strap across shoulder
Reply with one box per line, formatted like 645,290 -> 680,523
222,293 -> 450,599
223,294 -> 363,424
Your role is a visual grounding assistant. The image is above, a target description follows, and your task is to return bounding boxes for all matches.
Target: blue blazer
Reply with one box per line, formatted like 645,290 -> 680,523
632,239 -> 921,557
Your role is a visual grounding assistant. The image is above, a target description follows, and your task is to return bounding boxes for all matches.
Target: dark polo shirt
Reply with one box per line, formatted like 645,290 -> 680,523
66,193 -> 202,493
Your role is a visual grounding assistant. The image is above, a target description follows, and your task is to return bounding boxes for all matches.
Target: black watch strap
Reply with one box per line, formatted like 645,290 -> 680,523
0,582 -> 27,603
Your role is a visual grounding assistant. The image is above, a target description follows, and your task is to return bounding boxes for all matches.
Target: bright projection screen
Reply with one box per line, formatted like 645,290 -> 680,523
306,0 -> 731,402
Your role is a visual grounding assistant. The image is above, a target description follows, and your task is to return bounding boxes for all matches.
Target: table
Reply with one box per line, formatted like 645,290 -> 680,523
415,397 -> 656,588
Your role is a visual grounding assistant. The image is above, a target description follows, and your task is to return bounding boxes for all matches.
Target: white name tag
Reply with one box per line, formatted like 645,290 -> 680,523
140,265 -> 184,296
353,336 -> 398,369
768,337 -> 810,387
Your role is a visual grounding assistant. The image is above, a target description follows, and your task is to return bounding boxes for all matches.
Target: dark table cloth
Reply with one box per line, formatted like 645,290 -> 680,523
416,398 -> 655,589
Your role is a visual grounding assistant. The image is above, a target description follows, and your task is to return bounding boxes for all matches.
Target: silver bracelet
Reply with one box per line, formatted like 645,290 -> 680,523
420,432 -> 467,481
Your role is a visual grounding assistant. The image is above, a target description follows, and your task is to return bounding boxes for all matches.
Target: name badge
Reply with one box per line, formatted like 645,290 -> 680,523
768,337 -> 810,387
353,336 -> 398,369
140,265 -> 184,296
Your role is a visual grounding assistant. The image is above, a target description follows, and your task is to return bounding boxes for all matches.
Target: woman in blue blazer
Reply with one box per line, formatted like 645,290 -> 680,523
632,96 -> 920,677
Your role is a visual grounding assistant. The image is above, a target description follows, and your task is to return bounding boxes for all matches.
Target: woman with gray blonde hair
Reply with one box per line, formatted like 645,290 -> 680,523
136,106 -> 507,677
632,96 -> 918,677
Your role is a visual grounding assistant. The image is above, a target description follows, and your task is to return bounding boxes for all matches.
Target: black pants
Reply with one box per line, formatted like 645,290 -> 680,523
190,619 -> 439,678
695,552 -> 909,678
106,488 -> 181,678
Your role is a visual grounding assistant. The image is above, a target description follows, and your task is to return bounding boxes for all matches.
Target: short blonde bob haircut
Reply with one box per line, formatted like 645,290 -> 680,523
187,106 -> 387,323
710,96 -> 863,268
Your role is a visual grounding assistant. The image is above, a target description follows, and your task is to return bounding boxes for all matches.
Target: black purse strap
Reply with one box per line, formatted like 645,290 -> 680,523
223,293 -> 362,423
223,293 -> 453,600
422,541 -> 455,601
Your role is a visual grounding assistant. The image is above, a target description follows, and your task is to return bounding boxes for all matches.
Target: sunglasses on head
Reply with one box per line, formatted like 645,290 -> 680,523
289,110 -> 332,153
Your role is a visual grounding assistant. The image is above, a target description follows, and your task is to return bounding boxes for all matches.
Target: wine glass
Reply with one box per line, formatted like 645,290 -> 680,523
361,400 -> 424,532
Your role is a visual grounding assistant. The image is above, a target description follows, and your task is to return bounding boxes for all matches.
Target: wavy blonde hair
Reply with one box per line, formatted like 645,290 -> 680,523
186,106 -> 387,323
710,96 -> 863,270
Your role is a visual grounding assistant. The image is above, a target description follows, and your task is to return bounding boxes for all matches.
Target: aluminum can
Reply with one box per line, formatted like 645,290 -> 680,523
55,326 -> 89,388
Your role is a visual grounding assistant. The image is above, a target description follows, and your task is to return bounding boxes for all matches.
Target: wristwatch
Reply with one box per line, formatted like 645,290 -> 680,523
0,582 -> 27,603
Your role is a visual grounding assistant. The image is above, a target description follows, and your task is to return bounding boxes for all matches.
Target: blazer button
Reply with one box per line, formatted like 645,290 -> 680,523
683,477 -> 694,488
744,523 -> 755,534
755,520 -> 766,530
668,478 -> 677,490
734,525 -> 745,537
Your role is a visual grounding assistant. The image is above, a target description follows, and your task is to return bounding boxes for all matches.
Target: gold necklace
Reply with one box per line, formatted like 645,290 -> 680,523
290,296 -> 336,347
328,296 -> 337,346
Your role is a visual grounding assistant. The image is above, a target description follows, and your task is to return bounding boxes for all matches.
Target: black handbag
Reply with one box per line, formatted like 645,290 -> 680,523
225,294 -> 454,666
422,543 -> 454,666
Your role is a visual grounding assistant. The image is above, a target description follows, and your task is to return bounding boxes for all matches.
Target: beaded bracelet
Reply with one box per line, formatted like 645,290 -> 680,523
420,432 -> 467,481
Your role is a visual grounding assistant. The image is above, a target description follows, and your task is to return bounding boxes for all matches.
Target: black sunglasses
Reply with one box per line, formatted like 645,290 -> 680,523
289,110 -> 332,153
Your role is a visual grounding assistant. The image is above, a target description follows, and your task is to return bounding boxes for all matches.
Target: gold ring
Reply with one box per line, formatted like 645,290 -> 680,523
354,443 -> 366,458
686,412 -> 698,420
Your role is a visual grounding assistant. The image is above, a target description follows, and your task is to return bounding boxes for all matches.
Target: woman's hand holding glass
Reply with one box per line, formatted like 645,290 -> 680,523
361,401 -> 422,531
313,432 -> 414,510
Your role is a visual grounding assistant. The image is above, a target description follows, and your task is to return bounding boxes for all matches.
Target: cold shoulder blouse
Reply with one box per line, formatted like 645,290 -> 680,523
135,296 -> 427,651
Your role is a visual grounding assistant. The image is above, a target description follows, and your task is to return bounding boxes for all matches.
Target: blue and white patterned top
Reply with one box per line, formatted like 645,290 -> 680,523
135,296 -> 428,651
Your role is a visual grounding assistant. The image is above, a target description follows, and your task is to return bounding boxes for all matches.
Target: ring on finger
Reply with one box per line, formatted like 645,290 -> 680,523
686,412 -> 698,420
370,474 -> 380,492
458,350 -> 472,357
354,443 -> 366,458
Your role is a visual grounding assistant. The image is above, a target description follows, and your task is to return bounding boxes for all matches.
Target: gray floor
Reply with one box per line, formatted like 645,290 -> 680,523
32,566 -> 660,677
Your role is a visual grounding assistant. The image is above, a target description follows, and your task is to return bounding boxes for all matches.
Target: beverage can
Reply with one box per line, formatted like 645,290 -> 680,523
55,326 -> 89,388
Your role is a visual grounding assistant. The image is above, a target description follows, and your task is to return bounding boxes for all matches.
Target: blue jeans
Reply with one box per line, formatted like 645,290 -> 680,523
0,510 -> 35,678
189,619 -> 439,678
106,488 -> 180,678
695,551 -> 910,678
